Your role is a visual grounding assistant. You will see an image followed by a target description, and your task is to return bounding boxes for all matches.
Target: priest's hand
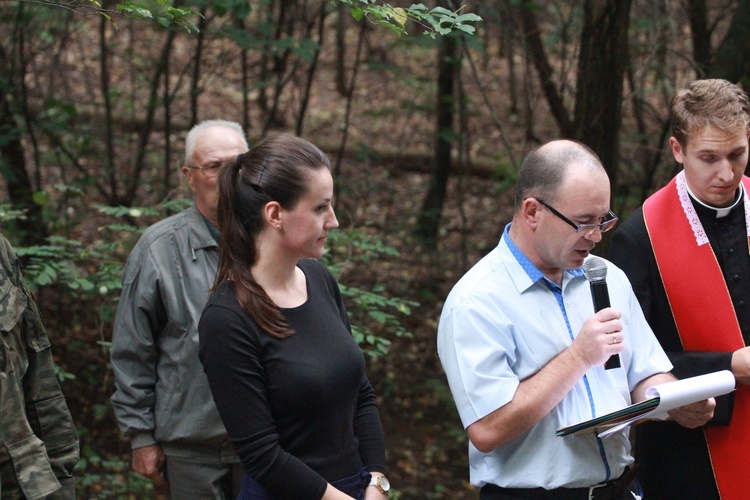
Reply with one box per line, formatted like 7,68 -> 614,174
668,398 -> 716,429
731,347 -> 750,385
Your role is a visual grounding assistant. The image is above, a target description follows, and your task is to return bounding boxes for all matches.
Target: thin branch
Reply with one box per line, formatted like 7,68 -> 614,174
461,39 -> 518,168
332,21 -> 366,209
10,0 -> 121,16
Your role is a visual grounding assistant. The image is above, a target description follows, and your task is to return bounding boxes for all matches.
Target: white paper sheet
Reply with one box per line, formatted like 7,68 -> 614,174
597,370 -> 735,437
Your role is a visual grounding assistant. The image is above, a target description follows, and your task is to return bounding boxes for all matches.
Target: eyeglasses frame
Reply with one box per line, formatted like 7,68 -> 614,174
186,161 -> 223,178
534,198 -> 618,237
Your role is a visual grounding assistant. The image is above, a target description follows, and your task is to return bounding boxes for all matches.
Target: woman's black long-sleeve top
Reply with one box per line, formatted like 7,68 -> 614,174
199,259 -> 386,500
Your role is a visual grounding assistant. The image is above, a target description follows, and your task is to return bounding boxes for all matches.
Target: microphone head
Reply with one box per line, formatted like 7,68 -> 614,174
582,255 -> 608,283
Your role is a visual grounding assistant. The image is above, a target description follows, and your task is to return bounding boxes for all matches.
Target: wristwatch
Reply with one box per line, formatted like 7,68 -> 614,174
369,475 -> 390,495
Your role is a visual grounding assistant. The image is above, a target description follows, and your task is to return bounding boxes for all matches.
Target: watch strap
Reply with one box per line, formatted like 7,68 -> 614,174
368,475 -> 390,494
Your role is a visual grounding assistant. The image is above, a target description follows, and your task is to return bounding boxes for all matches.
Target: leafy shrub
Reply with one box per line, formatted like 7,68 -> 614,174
6,199 -> 417,359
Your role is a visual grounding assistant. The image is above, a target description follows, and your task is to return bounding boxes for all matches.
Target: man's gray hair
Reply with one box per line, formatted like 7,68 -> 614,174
184,120 -> 248,165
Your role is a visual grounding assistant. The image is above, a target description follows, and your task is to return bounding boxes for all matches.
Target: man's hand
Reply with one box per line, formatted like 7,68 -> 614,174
132,444 -> 169,490
668,398 -> 716,429
569,308 -> 625,369
731,346 -> 750,385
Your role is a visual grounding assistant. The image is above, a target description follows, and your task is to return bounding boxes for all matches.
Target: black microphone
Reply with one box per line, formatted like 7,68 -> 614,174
582,256 -> 621,370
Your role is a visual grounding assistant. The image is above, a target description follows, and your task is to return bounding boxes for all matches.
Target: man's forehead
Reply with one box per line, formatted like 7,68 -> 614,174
686,125 -> 749,150
196,147 -> 234,163
556,169 -> 611,208
559,161 -> 608,186
194,133 -> 245,161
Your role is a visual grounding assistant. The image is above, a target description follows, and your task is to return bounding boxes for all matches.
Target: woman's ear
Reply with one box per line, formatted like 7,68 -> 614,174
265,201 -> 283,231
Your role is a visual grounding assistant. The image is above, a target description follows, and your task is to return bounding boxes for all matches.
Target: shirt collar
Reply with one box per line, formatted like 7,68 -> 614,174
199,211 -> 219,243
685,180 -> 744,219
503,223 -> 583,289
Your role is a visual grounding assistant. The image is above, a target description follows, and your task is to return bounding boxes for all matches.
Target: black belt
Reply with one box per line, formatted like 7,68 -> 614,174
480,465 -> 639,500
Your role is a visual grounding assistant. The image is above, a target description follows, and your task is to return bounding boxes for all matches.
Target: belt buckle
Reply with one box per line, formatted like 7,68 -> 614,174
588,482 -> 609,500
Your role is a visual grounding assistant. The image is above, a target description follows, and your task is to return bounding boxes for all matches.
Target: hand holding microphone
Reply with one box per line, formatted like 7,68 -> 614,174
583,256 -> 622,370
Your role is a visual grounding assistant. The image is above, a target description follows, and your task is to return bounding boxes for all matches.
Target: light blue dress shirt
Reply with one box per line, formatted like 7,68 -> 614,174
437,224 -> 672,489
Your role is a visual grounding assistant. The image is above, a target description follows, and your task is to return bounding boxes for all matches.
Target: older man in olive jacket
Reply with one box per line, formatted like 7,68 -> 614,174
110,120 -> 248,499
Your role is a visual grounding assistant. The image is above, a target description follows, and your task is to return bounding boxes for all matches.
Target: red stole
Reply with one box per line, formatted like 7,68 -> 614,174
644,173 -> 750,500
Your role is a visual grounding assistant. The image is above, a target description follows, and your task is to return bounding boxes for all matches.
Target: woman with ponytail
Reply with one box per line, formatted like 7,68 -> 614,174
198,134 -> 389,500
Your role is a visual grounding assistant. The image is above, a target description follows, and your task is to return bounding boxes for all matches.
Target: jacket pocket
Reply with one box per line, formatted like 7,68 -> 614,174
6,434 -> 61,500
0,281 -> 26,334
0,283 -> 26,375
28,394 -> 79,476
21,287 -> 51,353
0,338 -> 7,373
30,394 -> 78,452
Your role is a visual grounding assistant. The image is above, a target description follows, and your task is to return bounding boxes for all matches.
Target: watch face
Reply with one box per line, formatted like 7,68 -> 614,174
377,476 -> 390,491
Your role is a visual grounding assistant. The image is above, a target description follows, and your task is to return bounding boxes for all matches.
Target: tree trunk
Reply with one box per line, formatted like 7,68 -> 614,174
189,9 -> 208,128
687,0 -> 710,76
125,27 -> 178,205
296,2 -> 327,136
415,32 -> 458,248
99,11 -> 117,202
0,37 -> 47,246
708,0 -> 750,82
162,42 -> 172,199
0,110 -> 41,243
261,0 -> 296,133
0,94 -> 46,246
335,2 -> 348,96
232,13 -> 252,139
572,0 -> 632,187
519,4 -> 574,136
500,0 -> 518,115
332,21 -> 366,213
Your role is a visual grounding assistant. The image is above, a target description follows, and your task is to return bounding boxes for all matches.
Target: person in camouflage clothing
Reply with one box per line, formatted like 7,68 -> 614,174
0,233 -> 79,499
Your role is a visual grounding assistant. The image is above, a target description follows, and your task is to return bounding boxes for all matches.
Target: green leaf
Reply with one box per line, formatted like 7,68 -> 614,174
36,271 -> 51,286
407,4 -> 428,13
350,7 -> 364,21
430,6 -> 453,16
32,191 -> 49,206
397,303 -> 411,315
455,13 -> 482,23
76,278 -> 96,291
43,265 -> 58,281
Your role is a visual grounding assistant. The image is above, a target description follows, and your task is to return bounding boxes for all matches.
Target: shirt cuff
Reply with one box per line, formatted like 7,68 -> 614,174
130,432 -> 158,450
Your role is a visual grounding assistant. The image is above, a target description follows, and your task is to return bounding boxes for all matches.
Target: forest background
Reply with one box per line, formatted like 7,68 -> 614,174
1,0 -> 748,498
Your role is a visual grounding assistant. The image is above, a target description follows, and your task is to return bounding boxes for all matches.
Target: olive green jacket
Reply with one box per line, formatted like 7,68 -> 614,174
110,207 -> 230,456
0,234 -> 79,499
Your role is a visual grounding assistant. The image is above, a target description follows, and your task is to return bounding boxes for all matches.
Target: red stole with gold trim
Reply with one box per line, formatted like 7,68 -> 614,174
644,173 -> 750,500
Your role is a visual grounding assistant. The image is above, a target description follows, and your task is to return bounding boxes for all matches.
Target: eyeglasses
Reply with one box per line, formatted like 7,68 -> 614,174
187,161 -> 222,178
535,198 -> 618,237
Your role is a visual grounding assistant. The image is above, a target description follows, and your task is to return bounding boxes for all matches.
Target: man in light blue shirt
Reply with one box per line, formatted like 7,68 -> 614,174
437,139 -> 715,499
